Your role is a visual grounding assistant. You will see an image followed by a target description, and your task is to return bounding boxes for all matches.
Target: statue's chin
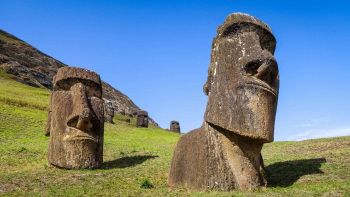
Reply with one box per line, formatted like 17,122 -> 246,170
205,84 -> 276,142
234,85 -> 276,142
62,137 -> 99,169
56,127 -> 99,168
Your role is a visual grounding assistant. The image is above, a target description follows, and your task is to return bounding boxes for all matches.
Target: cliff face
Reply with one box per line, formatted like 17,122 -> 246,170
0,29 -> 157,126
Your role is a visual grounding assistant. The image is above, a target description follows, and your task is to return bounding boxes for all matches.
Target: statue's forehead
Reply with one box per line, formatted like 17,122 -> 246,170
214,13 -> 276,51
53,67 -> 101,86
217,13 -> 273,37
54,77 -> 101,87
138,111 -> 148,116
215,24 -> 276,54
219,23 -> 275,45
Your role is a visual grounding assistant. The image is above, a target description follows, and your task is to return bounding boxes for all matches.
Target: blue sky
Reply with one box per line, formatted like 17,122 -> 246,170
1,0 -> 350,141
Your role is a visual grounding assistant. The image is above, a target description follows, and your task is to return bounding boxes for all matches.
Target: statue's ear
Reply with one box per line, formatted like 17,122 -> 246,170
203,82 -> 210,96
203,64 -> 214,96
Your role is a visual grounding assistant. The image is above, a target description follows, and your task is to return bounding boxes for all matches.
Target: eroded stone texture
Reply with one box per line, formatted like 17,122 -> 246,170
136,110 -> 148,128
47,67 -> 104,169
170,121 -> 181,133
168,13 -> 279,191
104,100 -> 115,124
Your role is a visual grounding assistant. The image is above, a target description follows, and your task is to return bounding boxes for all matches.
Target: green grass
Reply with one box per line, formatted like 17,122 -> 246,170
0,32 -> 24,44
0,70 -> 350,196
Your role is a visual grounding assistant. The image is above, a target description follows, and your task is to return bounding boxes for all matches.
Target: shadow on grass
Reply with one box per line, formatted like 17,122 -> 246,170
266,158 -> 326,187
102,155 -> 159,169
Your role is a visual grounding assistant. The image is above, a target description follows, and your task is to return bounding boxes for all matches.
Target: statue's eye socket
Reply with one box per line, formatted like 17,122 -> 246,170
89,92 -> 101,98
53,81 -> 72,91
86,86 -> 102,98
244,60 -> 261,76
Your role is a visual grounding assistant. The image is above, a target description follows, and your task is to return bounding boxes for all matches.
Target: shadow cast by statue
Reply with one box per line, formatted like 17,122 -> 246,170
266,158 -> 326,187
102,155 -> 158,169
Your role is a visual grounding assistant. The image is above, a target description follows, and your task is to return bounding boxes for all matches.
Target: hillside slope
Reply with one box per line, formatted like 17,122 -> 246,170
0,29 -> 157,125
0,72 -> 349,196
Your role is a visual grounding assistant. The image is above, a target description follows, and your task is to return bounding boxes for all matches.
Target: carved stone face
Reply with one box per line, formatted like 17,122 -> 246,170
170,121 -> 180,133
136,110 -> 148,128
204,14 -> 279,142
104,101 -> 114,123
48,67 -> 104,169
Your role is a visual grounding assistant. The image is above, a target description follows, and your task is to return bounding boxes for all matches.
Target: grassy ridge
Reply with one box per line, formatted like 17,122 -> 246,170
0,71 -> 349,196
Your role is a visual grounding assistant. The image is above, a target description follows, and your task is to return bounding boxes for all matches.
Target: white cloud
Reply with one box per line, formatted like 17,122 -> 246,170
293,118 -> 329,129
288,127 -> 350,141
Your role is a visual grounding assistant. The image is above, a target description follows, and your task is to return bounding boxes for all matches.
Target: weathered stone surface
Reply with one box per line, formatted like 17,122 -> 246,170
169,13 -> 279,191
136,110 -> 148,128
0,29 -> 159,126
47,67 -> 104,169
170,121 -> 181,133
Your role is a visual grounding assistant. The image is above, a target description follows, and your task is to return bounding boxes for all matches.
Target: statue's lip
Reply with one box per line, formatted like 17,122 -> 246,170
244,80 -> 277,96
63,127 -> 97,142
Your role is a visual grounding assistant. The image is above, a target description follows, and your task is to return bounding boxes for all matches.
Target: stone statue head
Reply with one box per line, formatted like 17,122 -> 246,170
204,13 -> 279,142
47,67 -> 104,169
136,110 -> 148,128
170,121 -> 180,133
104,100 -> 115,123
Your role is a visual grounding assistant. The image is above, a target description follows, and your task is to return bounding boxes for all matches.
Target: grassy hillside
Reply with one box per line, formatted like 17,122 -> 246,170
0,70 -> 349,196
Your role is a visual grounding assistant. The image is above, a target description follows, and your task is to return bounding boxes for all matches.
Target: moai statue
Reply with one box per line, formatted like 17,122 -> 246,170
170,121 -> 181,133
136,110 -> 148,128
104,100 -> 115,124
47,67 -> 104,169
44,95 -> 52,136
168,13 -> 279,191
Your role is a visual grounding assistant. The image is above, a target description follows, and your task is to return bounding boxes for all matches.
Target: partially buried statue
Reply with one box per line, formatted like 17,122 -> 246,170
104,100 -> 115,124
170,121 -> 181,133
136,110 -> 148,128
47,67 -> 104,169
168,13 -> 279,191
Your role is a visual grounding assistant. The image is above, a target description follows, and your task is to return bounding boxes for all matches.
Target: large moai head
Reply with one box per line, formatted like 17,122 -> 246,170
136,110 -> 148,128
170,121 -> 181,133
204,13 -> 279,142
47,67 -> 104,169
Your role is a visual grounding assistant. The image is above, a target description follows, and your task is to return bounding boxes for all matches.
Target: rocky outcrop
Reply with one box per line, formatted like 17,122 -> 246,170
0,30 -> 63,89
0,29 -> 158,125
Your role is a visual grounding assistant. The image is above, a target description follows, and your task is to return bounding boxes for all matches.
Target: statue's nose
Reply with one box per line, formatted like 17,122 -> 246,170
67,83 -> 93,132
244,55 -> 278,88
76,108 -> 93,131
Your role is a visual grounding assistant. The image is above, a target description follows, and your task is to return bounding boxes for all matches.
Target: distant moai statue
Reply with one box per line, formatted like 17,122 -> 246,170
136,110 -> 148,128
47,67 -> 104,169
104,100 -> 115,124
170,121 -> 181,133
168,13 -> 279,191
44,95 -> 53,136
